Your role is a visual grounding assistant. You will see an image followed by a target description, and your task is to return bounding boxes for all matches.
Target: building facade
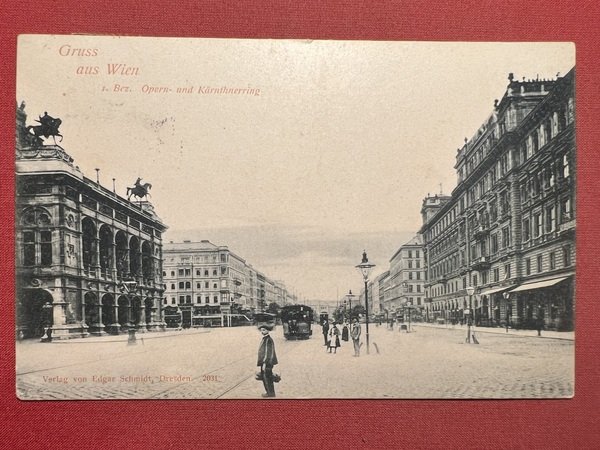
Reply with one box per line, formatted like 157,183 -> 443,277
16,104 -> 167,339
420,69 -> 575,330
387,235 -> 426,319
162,240 -> 300,327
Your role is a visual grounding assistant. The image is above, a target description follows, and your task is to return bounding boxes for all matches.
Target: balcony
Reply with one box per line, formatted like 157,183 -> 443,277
473,224 -> 490,239
471,256 -> 491,271
559,218 -> 576,234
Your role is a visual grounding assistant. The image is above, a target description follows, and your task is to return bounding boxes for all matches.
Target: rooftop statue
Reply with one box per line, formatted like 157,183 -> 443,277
27,111 -> 63,146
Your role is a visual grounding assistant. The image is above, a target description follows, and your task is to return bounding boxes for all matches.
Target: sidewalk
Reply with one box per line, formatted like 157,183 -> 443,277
17,327 -> 212,345
412,322 -> 574,341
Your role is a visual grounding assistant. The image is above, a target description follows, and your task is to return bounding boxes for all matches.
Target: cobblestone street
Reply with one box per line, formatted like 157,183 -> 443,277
16,325 -> 573,400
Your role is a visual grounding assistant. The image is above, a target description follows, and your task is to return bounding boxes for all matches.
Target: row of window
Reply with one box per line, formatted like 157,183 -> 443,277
164,267 -> 228,278
164,293 -> 231,305
429,245 -> 572,298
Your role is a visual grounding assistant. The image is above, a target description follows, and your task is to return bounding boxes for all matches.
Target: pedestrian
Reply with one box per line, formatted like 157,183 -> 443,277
327,322 -> 341,353
322,320 -> 330,346
341,321 -> 349,342
257,324 -> 278,398
351,317 -> 361,357
536,307 -> 545,337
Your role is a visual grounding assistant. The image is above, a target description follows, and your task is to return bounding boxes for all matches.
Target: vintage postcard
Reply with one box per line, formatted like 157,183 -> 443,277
15,35 -> 575,399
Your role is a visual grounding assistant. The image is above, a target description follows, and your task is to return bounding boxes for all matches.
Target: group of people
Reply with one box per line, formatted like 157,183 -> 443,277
321,318 -> 362,356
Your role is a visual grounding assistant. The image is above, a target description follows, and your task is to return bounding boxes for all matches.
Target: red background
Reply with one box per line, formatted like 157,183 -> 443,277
1,1 -> 599,448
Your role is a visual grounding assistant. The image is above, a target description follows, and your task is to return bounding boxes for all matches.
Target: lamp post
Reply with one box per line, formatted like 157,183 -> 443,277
466,285 -> 475,344
345,290 -> 354,321
119,279 -> 138,345
503,291 -> 511,333
356,250 -> 375,354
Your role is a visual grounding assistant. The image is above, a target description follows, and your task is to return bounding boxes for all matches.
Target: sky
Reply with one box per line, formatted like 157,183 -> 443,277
16,36 -> 575,302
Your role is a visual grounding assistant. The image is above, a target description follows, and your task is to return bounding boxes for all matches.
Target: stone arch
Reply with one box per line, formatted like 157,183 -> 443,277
101,293 -> 117,334
82,217 -> 97,271
16,288 -> 54,339
131,296 -> 142,326
129,236 -> 140,276
144,297 -> 154,326
20,206 -> 53,227
115,231 -> 128,279
141,241 -> 153,279
117,295 -> 130,328
84,292 -> 100,333
98,224 -> 113,277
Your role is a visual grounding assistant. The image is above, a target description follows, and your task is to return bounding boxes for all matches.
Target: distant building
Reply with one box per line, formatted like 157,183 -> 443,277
420,69 -> 575,330
15,104 -> 167,339
388,235 -> 426,318
162,240 -> 300,327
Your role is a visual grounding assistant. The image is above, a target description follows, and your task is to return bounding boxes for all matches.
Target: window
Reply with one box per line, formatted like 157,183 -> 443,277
197,283 -> 201,289
408,250 -> 413,258
481,270 -> 488,285
562,154 -> 570,179
526,258 -> 531,275
562,197 -> 572,221
537,255 -> 543,273
213,282 -> 218,289
23,231 -> 35,266
205,296 -> 210,304
171,297 -> 176,305
213,296 -> 218,304
170,271 -> 175,277
220,254 -> 227,262
179,295 -> 184,304
417,285 -> 421,292
546,207 -> 556,233
196,296 -> 201,304
204,281 -> 209,289
533,213 -> 542,238
212,269 -> 217,276
178,269 -> 184,276
491,234 -> 499,254
204,269 -> 209,276
196,270 -> 201,276
502,227 -> 510,249
550,252 -> 556,270
170,283 -> 175,290
472,274 -> 478,286
523,219 -> 530,241
416,250 -> 420,258
408,260 -> 413,269
185,269 -> 191,276
416,272 -> 421,280
178,282 -> 184,289
493,268 -> 500,282
504,264 -> 511,279
185,281 -> 191,289
563,245 -> 571,267
416,260 -> 420,268
186,295 -> 191,304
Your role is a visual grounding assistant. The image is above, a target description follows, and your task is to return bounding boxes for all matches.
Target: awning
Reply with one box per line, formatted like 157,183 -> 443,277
480,285 -> 516,296
509,276 -> 571,293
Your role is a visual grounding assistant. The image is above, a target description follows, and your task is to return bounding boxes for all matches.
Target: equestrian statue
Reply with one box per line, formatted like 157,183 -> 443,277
27,111 -> 63,145
127,177 -> 152,201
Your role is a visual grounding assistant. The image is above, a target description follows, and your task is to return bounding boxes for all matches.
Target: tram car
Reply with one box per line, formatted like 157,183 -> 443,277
163,306 -> 182,328
281,305 -> 314,340
253,312 -> 277,330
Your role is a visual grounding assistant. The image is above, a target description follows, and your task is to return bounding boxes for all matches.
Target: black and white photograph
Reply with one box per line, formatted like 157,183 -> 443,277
15,35 -> 575,399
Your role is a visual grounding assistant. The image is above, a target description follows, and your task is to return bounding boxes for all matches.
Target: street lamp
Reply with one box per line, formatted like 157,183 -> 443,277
503,291 -> 511,333
119,279 -> 138,345
466,285 -> 475,344
356,250 -> 375,354
345,289 -> 354,322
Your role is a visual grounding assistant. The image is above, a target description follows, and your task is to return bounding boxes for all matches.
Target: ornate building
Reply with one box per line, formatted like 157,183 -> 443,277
420,68 -> 575,331
162,240 -> 299,327
15,104 -> 168,339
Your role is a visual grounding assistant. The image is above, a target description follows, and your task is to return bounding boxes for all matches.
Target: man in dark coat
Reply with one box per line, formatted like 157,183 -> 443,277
322,320 -> 330,346
257,324 -> 278,398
